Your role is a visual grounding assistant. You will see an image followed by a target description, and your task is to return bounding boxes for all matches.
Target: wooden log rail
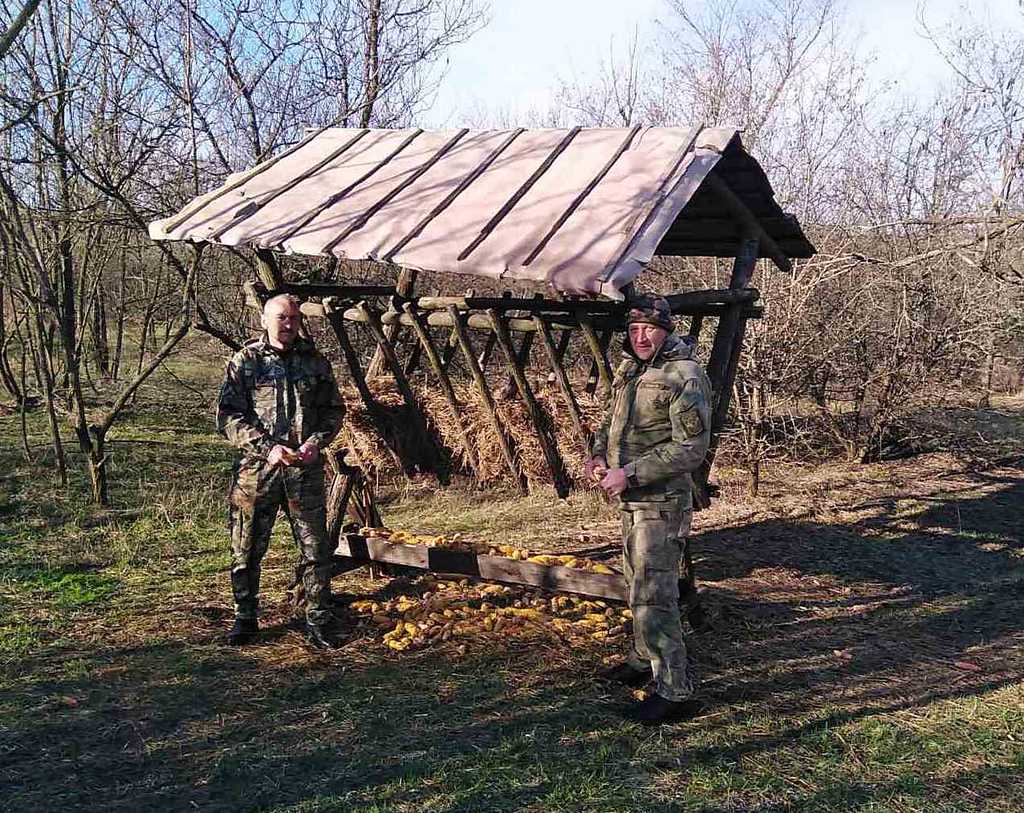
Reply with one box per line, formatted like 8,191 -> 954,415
246,281 -> 762,326
335,534 -> 627,601
325,298 -> 762,331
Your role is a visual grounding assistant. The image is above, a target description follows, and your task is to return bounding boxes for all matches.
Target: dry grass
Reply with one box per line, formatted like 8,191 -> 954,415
336,377 -> 606,488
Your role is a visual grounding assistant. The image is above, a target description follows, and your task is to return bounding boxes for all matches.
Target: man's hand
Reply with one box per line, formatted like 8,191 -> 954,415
599,467 -> 629,497
296,441 -> 320,466
267,444 -> 300,468
584,455 -> 608,483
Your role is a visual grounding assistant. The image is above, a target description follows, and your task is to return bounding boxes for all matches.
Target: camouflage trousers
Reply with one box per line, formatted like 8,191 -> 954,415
621,498 -> 696,702
228,457 -> 333,626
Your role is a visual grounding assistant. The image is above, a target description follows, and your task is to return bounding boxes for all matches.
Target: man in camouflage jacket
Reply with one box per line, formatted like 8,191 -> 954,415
586,295 -> 712,725
216,294 -> 345,649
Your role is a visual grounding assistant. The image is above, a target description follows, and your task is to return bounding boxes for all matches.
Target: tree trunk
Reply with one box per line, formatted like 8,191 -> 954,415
111,246 -> 128,380
87,427 -> 109,506
27,308 -> 67,485
359,0 -> 381,127
92,278 -> 110,376
18,343 -> 31,462
0,284 -> 23,400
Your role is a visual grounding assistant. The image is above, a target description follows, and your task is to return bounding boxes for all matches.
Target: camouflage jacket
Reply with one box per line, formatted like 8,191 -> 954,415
216,334 -> 344,459
590,333 -> 712,504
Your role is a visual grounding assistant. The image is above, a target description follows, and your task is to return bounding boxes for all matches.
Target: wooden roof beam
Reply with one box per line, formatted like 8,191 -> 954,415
703,172 -> 793,273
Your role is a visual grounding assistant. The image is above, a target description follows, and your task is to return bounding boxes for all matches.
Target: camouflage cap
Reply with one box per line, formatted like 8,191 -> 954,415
626,296 -> 674,331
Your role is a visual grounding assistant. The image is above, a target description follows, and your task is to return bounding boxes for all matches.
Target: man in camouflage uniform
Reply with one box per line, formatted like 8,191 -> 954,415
586,296 -> 712,725
216,294 -> 345,649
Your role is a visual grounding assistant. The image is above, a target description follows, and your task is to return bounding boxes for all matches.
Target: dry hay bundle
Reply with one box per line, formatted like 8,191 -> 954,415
335,376 -> 607,489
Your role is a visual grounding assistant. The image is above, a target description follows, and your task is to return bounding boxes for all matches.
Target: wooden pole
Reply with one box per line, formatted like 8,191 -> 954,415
366,267 -> 416,378
546,326 -> 574,385
447,305 -> 526,492
403,302 -> 480,477
487,309 -> 570,498
322,298 -> 405,473
357,300 -> 446,483
533,315 -> 588,447
414,287 -> 758,315
704,172 -> 792,273
499,330 -> 533,400
477,331 -> 497,371
254,248 -> 284,291
554,326 -> 573,364
403,339 -> 423,378
310,304 -> 761,332
440,327 -> 459,372
695,235 -> 759,507
579,317 -> 612,398
327,471 -> 356,545
688,314 -> 704,340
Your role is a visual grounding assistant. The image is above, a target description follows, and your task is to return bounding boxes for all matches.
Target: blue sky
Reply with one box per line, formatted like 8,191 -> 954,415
426,0 -> 1022,125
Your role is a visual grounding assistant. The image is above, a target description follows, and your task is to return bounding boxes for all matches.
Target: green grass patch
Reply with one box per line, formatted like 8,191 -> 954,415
8,567 -> 121,608
0,621 -> 39,658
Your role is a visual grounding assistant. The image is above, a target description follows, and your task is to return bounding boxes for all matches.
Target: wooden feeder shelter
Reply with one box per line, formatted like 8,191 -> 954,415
150,125 -> 815,604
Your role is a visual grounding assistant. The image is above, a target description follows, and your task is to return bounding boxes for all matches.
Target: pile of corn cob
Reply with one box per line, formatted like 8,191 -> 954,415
347,576 -> 632,653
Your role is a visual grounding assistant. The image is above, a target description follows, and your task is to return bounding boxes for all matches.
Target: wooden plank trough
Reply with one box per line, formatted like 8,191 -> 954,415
333,535 -> 627,602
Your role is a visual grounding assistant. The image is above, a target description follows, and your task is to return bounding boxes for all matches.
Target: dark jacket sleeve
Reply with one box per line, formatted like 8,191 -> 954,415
216,354 -> 275,457
624,376 -> 710,487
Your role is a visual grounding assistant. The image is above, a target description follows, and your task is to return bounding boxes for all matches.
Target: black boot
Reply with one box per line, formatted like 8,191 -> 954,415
629,694 -> 702,726
600,662 -> 653,688
305,622 -> 340,650
227,617 -> 258,646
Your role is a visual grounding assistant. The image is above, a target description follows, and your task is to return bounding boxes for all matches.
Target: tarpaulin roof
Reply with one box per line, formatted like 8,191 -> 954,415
149,126 -> 813,299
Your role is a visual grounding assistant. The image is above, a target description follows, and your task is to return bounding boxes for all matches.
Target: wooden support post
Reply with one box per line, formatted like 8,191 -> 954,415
695,235 -> 759,507
688,314 -> 704,341
533,315 -> 588,447
447,305 -> 526,492
487,309 -> 571,498
357,300 -> 447,484
499,330 -> 533,400
322,298 -> 405,473
580,318 -> 612,398
546,326 -> 574,385
254,248 -> 284,291
477,331 -> 497,371
366,268 -> 416,378
554,326 -> 573,364
326,470 -> 356,545
403,339 -> 423,378
440,327 -> 459,372
403,303 -> 480,478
